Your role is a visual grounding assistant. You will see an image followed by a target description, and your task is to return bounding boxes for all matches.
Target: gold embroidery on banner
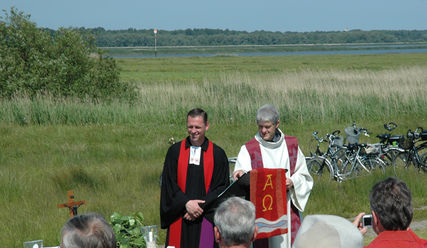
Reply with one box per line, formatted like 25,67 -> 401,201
263,174 -> 274,191
262,194 -> 273,212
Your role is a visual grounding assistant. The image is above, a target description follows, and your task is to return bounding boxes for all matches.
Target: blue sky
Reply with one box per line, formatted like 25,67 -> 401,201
2,0 -> 427,32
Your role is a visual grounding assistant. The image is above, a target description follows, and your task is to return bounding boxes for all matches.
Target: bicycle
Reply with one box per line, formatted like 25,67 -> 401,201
305,130 -> 345,181
334,123 -> 386,181
394,127 -> 427,172
336,142 -> 386,180
374,122 -> 406,172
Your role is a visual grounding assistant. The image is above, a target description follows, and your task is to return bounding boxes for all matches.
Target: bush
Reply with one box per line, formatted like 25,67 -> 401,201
0,8 -> 136,101
110,212 -> 148,248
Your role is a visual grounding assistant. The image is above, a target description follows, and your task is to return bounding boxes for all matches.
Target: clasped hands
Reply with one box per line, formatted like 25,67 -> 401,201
184,199 -> 205,221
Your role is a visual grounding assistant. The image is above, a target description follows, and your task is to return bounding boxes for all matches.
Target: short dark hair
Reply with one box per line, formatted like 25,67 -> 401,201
187,108 -> 208,124
61,212 -> 116,248
369,177 -> 413,231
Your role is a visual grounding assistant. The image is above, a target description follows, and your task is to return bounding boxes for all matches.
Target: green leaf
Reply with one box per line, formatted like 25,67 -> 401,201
109,211 -> 147,248
130,236 -> 145,246
110,212 -> 122,222
129,218 -> 135,226
128,227 -> 141,237
113,224 -> 123,233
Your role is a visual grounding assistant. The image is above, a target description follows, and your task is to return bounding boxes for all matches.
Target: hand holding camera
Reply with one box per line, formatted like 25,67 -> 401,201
362,214 -> 372,228
352,212 -> 369,235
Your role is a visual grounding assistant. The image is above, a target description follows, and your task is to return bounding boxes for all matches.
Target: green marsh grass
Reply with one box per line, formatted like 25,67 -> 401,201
1,123 -> 426,247
1,66 -> 426,126
0,125 -> 166,247
1,54 -> 427,246
117,53 -> 427,82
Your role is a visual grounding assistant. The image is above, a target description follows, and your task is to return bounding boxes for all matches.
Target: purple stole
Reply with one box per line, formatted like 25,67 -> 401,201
245,136 -> 301,248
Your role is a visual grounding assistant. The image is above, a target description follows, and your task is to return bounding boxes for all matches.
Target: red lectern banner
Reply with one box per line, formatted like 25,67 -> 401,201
250,168 -> 288,239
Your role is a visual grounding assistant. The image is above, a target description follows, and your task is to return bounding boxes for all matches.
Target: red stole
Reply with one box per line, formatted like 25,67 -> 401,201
168,139 -> 214,248
245,136 -> 301,247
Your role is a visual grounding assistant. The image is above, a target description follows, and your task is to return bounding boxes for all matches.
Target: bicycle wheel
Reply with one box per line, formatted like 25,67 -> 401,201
379,146 -> 399,166
392,150 -> 409,170
330,147 -> 347,170
306,156 -> 334,181
359,156 -> 386,177
380,146 -> 406,174
415,146 -> 427,172
420,153 -> 427,172
334,150 -> 353,181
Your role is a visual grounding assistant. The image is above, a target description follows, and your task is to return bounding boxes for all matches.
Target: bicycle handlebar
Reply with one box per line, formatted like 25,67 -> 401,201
407,127 -> 424,140
312,131 -> 324,142
384,122 -> 398,132
332,130 -> 340,136
359,128 -> 370,137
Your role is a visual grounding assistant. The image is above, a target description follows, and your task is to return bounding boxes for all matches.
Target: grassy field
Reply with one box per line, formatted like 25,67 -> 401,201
116,53 -> 427,82
1,53 -> 426,247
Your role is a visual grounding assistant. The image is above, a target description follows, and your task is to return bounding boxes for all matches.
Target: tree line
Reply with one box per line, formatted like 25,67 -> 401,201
70,28 -> 427,47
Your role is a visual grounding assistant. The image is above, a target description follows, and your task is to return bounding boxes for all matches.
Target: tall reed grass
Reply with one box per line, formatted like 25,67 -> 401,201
1,66 -> 426,126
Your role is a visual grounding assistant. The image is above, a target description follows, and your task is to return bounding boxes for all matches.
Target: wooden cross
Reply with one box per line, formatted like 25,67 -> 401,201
58,190 -> 86,218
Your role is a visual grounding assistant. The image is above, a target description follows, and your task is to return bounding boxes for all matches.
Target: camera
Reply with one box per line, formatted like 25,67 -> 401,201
362,214 -> 372,228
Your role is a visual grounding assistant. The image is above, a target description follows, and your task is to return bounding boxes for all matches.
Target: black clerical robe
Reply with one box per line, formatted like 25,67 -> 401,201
160,137 -> 229,248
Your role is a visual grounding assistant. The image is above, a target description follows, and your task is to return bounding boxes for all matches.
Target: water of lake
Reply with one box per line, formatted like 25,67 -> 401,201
110,46 -> 427,58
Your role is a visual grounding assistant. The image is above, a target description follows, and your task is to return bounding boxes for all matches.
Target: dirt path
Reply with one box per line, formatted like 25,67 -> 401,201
410,219 -> 427,230
363,206 -> 427,238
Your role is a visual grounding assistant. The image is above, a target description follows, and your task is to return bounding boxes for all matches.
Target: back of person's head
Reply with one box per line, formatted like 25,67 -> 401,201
256,104 -> 280,124
214,197 -> 256,247
293,215 -> 363,248
369,177 -> 413,231
61,212 -> 116,248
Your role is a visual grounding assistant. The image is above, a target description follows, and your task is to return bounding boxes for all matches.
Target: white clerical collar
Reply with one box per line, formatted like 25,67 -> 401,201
189,146 -> 202,165
255,128 -> 284,149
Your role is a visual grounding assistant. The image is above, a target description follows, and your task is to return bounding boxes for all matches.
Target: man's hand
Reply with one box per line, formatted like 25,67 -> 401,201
353,212 -> 368,235
183,213 -> 195,221
286,178 -> 294,189
232,170 -> 246,180
185,199 -> 205,219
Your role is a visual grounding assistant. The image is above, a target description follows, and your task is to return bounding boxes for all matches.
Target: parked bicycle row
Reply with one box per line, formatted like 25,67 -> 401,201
305,122 -> 427,182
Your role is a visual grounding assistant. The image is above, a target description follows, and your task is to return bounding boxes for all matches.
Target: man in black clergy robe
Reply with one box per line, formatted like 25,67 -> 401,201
160,108 -> 229,248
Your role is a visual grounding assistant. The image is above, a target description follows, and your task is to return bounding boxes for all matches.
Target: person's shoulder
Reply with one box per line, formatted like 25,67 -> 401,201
167,140 -> 184,154
284,135 -> 298,142
364,238 -> 382,248
408,229 -> 427,246
364,231 -> 397,248
211,142 -> 226,153
236,139 -> 254,154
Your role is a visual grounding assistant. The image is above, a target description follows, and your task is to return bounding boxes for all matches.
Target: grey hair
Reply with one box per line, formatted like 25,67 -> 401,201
214,197 -> 256,246
61,212 -> 116,248
256,104 -> 280,124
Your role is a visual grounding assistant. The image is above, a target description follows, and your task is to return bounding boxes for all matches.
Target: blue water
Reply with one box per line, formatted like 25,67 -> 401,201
110,48 -> 427,58
346,44 -> 425,49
